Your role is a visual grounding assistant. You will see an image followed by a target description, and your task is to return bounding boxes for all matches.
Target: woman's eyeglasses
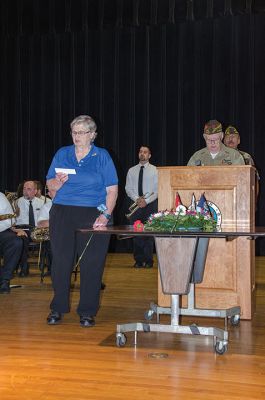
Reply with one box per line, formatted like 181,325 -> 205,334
71,131 -> 90,136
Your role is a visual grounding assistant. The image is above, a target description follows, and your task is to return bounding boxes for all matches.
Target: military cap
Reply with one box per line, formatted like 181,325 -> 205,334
224,125 -> 239,136
203,120 -> 223,135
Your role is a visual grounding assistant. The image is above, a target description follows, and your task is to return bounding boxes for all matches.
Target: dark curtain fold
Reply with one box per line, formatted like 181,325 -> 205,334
1,1 -> 265,252
2,0 -> 265,35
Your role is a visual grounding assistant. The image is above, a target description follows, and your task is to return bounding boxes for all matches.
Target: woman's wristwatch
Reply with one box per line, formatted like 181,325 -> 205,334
102,212 -> 111,220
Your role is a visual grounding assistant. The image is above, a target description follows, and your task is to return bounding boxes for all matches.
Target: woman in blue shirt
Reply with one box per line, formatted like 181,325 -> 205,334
46,115 -> 118,327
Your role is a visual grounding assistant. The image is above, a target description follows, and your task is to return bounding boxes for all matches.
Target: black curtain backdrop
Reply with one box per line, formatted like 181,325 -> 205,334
1,0 -> 265,252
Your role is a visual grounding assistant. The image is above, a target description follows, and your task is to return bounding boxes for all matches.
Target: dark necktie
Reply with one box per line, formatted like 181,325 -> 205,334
138,166 -> 144,197
29,200 -> 35,227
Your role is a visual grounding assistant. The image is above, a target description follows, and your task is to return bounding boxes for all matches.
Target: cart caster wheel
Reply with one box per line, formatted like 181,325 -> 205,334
116,333 -> 127,347
144,309 -> 154,321
214,341 -> 228,355
230,314 -> 240,326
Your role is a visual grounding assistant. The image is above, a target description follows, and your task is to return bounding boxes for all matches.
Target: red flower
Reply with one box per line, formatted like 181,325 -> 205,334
186,210 -> 197,215
133,220 -> 144,231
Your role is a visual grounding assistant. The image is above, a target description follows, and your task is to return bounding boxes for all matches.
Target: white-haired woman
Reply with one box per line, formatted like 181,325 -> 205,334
46,115 -> 118,327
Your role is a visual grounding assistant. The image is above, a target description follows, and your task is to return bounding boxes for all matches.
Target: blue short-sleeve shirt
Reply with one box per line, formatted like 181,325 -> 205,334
46,144 -> 118,207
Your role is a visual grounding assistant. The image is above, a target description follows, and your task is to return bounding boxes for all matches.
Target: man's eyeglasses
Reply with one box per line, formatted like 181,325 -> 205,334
205,138 -> 220,144
71,131 -> 90,136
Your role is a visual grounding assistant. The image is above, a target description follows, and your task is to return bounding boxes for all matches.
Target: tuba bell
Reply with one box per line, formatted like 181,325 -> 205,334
30,227 -> 50,242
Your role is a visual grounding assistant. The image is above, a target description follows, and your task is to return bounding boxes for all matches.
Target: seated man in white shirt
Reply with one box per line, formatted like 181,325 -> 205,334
0,193 -> 25,294
15,180 -> 46,277
37,187 -> 54,227
35,180 -> 52,203
36,189 -> 55,276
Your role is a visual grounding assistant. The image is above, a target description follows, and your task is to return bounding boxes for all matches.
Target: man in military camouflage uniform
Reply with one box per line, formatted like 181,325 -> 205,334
223,125 -> 255,165
224,125 -> 259,198
187,120 -> 245,166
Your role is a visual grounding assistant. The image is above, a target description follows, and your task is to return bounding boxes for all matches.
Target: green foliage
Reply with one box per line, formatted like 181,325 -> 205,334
144,212 -> 216,232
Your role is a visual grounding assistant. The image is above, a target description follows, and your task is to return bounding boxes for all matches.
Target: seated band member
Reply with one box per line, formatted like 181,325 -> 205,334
187,120 -> 245,166
35,180 -> 52,203
37,188 -> 56,229
15,180 -> 46,276
46,115 -> 118,327
0,193 -> 24,294
35,188 -> 56,276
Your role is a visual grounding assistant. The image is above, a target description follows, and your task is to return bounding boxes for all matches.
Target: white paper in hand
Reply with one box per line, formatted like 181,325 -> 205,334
55,168 -> 76,175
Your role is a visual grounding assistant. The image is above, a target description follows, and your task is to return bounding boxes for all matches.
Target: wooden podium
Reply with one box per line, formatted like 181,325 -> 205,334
157,166 -> 256,320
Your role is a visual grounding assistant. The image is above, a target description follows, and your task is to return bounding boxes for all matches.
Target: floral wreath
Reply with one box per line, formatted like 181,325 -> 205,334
133,193 -> 217,232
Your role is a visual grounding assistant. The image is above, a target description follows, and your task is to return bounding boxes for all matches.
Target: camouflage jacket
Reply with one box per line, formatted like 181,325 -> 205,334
187,143 -> 245,166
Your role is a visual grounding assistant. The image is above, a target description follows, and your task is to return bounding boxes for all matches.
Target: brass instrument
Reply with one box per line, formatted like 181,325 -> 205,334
5,191 -> 20,216
0,213 -> 16,221
126,192 -> 154,219
30,227 -> 50,274
0,192 -> 18,222
30,227 -> 50,242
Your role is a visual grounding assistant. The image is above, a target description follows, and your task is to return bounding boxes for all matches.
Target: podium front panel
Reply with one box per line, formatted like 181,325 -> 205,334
157,166 -> 256,319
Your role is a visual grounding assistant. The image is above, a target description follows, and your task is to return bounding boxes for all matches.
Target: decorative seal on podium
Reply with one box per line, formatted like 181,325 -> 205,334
204,201 -> 222,226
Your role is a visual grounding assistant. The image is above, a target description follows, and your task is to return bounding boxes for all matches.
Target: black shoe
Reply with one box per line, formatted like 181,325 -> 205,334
19,271 -> 29,277
47,311 -> 62,325
145,262 -> 153,268
80,316 -> 95,328
19,265 -> 29,277
0,280 -> 10,294
134,262 -> 144,268
101,282 -> 106,290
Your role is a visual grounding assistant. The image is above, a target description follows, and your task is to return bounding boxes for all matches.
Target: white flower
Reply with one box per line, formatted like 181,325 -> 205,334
175,205 -> 187,215
153,212 -> 163,218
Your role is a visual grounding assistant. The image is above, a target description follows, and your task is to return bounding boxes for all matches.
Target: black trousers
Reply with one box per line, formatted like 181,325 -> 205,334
43,241 -> 52,271
19,234 -> 30,271
15,224 -> 32,272
49,204 -> 110,316
0,229 -> 23,281
129,199 -> 158,264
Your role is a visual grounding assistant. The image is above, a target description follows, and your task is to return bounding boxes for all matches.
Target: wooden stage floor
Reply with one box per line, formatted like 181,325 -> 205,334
1,253 -> 265,399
